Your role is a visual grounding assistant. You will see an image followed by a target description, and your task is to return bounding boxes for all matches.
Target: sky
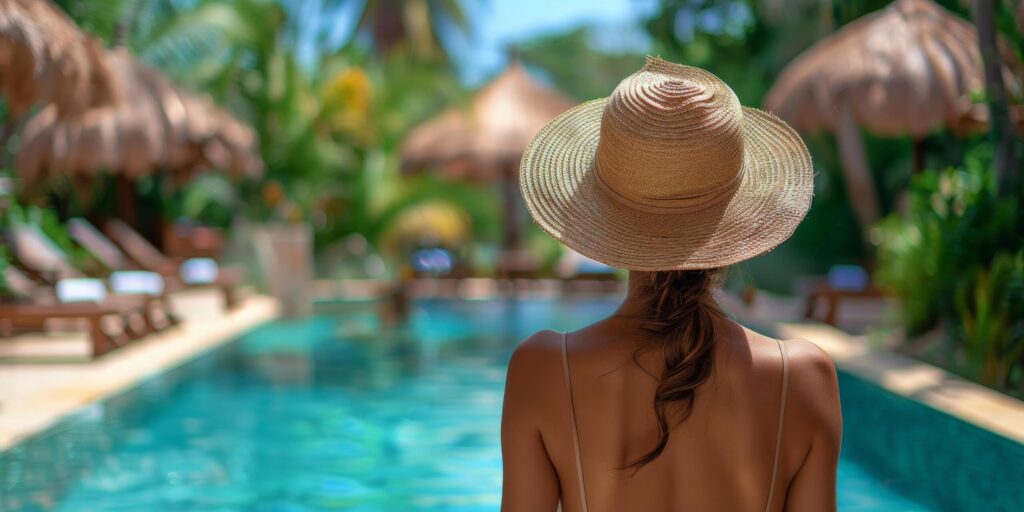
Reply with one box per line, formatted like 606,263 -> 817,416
450,0 -> 657,83
308,0 -> 658,85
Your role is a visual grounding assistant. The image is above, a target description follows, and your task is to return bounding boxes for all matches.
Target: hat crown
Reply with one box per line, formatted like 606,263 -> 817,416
594,58 -> 745,213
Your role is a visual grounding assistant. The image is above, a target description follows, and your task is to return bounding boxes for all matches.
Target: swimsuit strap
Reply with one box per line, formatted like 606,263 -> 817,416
562,332 -> 589,512
765,338 -> 790,512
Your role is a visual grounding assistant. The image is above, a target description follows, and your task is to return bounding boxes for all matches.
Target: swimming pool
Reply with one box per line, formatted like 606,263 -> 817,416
2,298 -> 1021,511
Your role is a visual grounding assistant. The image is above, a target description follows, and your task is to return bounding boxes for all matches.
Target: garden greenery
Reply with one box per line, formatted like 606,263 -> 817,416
876,149 -> 1024,392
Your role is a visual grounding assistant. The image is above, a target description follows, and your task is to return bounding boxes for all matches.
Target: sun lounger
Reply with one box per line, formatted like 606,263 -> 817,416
803,265 -> 886,326
5,224 -> 178,330
104,219 -> 240,308
0,267 -> 144,357
69,218 -> 188,294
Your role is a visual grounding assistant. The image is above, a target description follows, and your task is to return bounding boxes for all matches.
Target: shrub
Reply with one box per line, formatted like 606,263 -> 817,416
955,250 -> 1024,390
875,149 -> 1024,392
875,152 -> 1022,335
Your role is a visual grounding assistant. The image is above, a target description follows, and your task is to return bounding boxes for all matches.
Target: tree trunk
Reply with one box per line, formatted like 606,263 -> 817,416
912,138 -> 925,174
971,0 -> 1019,196
371,0 -> 406,56
835,102 -> 881,247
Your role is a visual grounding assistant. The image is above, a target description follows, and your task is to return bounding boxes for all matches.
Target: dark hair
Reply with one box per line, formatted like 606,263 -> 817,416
627,269 -> 725,471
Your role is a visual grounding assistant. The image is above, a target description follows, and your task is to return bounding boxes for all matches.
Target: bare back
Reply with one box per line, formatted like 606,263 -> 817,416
501,315 -> 842,512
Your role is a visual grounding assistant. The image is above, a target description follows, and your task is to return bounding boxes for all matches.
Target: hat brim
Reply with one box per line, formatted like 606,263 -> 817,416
519,98 -> 814,271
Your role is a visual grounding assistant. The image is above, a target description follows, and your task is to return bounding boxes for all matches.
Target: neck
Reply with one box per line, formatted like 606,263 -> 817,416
614,270 -> 654,319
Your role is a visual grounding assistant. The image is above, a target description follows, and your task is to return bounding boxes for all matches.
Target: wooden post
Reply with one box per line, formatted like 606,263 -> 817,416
835,102 -> 881,247
116,175 -> 139,230
912,138 -> 925,174
501,161 -> 522,252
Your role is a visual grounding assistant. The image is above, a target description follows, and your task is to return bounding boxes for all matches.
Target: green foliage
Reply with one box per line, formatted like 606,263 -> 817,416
875,147 -> 1024,391
2,190 -> 108,275
54,0 -> 491,265
517,28 -> 646,100
955,249 -> 1024,389
876,149 -> 1022,333
0,245 -> 9,297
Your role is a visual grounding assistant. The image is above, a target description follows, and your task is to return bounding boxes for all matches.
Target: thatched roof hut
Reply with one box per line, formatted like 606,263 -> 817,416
0,0 -> 118,116
15,49 -> 262,190
401,60 -> 575,182
764,0 -> 1022,237
765,0 -> 1020,137
400,60 -> 574,253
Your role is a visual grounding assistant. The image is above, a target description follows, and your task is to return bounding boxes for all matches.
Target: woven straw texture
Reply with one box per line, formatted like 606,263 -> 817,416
519,57 -> 814,271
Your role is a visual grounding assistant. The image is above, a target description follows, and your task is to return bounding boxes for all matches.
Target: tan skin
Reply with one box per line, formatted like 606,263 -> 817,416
501,271 -> 842,512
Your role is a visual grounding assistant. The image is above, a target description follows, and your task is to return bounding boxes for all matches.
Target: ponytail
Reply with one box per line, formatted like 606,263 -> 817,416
626,269 -> 724,471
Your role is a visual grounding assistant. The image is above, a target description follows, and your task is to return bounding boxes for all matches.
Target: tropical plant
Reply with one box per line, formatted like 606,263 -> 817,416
354,0 -> 473,61
2,199 -> 107,275
517,27 -> 646,101
0,245 -> 10,297
47,0 -> 493,262
955,249 -> 1024,389
874,141 -> 1024,394
875,148 -> 1022,335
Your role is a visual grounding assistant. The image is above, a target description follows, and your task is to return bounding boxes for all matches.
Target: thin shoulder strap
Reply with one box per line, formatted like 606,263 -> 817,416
764,338 -> 790,512
561,332 -> 589,512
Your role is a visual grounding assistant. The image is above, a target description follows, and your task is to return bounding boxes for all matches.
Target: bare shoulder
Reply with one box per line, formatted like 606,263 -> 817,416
503,330 -> 565,425
506,330 -> 565,388
782,338 -> 839,393
781,338 -> 842,439
513,329 -> 563,356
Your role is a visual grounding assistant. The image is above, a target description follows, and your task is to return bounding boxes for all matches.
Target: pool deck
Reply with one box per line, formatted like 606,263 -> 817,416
0,290 -> 280,450
719,292 -> 1024,446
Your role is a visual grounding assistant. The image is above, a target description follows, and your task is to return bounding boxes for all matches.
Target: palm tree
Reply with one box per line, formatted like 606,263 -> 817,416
355,0 -> 471,61
970,0 -> 1020,196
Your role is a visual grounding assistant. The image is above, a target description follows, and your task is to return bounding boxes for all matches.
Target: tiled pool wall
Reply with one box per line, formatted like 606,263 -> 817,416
838,371 -> 1024,512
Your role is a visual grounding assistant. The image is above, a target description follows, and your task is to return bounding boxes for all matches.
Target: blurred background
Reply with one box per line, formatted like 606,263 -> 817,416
3,0 -> 1022,390
1,1 -> 1024,510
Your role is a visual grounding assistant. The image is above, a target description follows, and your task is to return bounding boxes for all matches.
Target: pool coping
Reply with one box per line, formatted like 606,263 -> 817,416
722,297 -> 1024,446
0,295 -> 280,451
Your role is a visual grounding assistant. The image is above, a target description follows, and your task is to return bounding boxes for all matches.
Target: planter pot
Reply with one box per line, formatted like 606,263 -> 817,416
248,223 -> 314,318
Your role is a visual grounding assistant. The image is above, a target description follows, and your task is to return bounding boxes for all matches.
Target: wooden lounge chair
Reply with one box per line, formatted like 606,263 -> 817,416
803,265 -> 886,326
0,267 -> 143,357
104,219 -> 240,308
69,218 -> 194,293
5,224 -> 178,330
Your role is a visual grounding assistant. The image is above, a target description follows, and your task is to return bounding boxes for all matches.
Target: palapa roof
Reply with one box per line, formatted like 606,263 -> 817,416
764,0 -> 1022,137
400,60 -> 575,182
16,48 -> 262,189
0,0 -> 118,116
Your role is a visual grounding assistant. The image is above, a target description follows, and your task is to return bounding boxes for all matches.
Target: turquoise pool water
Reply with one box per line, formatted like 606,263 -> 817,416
1,299 -> 1019,511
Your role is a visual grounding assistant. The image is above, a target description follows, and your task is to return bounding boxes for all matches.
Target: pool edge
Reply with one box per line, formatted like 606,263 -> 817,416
0,295 -> 281,451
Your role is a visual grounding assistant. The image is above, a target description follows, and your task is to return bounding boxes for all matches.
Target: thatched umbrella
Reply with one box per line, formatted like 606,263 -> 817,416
764,0 -> 1021,235
0,0 -> 118,117
401,60 -> 575,250
16,48 -> 262,192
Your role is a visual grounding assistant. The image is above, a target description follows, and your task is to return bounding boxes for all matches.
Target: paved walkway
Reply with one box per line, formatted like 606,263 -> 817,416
0,290 -> 279,450
720,291 -> 1024,445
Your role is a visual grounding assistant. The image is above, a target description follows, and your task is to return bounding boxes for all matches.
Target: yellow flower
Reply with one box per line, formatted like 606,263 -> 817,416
323,67 -> 372,117
322,67 -> 375,142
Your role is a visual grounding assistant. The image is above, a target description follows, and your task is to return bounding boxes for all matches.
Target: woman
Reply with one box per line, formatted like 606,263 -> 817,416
501,57 -> 842,511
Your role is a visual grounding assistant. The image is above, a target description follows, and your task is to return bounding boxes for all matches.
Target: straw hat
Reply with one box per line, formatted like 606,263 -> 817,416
519,57 -> 814,271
